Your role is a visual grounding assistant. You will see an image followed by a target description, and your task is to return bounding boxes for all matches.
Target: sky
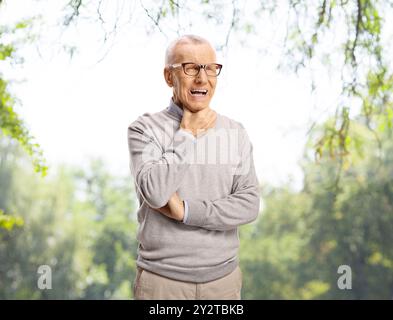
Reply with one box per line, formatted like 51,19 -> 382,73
0,0 -> 348,190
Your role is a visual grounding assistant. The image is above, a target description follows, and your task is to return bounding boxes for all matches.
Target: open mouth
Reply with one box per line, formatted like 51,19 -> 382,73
190,89 -> 208,96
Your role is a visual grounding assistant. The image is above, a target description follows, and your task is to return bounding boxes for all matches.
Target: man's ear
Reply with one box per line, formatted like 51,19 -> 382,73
164,67 -> 173,87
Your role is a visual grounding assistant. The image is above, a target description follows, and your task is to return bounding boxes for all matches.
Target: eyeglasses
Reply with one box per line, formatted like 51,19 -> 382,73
169,62 -> 223,77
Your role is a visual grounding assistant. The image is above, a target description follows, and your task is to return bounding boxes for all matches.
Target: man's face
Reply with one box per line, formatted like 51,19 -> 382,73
164,43 -> 218,112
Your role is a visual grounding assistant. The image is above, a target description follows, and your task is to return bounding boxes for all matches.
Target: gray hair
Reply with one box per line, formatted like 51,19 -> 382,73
165,34 -> 213,65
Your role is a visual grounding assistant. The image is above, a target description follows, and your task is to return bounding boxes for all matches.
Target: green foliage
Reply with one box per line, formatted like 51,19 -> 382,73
240,121 -> 393,299
0,44 -> 13,60
0,19 -> 48,177
1,0 -> 393,300
0,209 -> 23,230
0,143 -> 137,299
0,17 -> 48,232
1,120 -> 393,299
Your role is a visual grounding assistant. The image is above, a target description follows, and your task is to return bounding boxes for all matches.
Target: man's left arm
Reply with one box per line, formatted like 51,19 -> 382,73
183,129 -> 260,231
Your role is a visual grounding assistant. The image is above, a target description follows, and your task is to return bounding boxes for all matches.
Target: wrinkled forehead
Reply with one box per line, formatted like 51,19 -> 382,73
171,43 -> 217,64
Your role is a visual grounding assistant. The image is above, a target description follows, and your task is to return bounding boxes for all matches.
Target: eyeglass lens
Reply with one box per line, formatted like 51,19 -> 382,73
184,63 -> 221,76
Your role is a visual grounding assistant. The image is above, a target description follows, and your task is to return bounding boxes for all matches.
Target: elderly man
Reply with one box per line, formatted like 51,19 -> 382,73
127,35 -> 260,300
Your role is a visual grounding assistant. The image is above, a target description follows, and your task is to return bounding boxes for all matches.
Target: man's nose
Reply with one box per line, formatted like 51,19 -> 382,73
195,68 -> 208,83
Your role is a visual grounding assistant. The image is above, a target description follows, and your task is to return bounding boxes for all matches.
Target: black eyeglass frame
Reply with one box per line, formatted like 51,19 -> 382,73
169,62 -> 223,77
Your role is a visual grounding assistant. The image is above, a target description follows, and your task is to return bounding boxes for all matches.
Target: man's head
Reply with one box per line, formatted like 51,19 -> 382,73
164,35 -> 221,113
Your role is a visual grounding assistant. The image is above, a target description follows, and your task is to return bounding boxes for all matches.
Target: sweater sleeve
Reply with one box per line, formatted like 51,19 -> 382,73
184,126 -> 260,231
127,120 -> 196,209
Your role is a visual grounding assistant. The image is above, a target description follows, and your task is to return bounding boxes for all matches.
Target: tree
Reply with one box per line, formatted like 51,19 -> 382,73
1,2 -> 48,230
239,121 -> 393,299
0,17 -> 47,176
2,0 -> 393,299
0,144 -> 138,299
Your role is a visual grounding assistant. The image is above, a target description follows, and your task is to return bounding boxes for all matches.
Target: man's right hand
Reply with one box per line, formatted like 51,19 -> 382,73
180,107 -> 217,137
153,192 -> 185,222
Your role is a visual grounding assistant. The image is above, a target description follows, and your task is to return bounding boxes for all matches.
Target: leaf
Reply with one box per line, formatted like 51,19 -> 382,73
0,209 -> 24,231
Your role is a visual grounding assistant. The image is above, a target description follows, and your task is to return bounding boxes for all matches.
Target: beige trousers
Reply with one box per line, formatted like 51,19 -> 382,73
133,266 -> 242,300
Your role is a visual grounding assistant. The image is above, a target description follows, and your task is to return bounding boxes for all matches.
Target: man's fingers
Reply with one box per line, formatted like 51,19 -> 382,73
181,108 -> 216,135
182,107 -> 193,116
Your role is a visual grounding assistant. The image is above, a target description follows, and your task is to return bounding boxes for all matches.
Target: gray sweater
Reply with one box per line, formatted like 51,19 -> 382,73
127,100 -> 260,283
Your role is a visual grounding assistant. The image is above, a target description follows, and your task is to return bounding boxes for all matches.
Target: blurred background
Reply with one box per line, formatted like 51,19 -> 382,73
1,0 -> 393,299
